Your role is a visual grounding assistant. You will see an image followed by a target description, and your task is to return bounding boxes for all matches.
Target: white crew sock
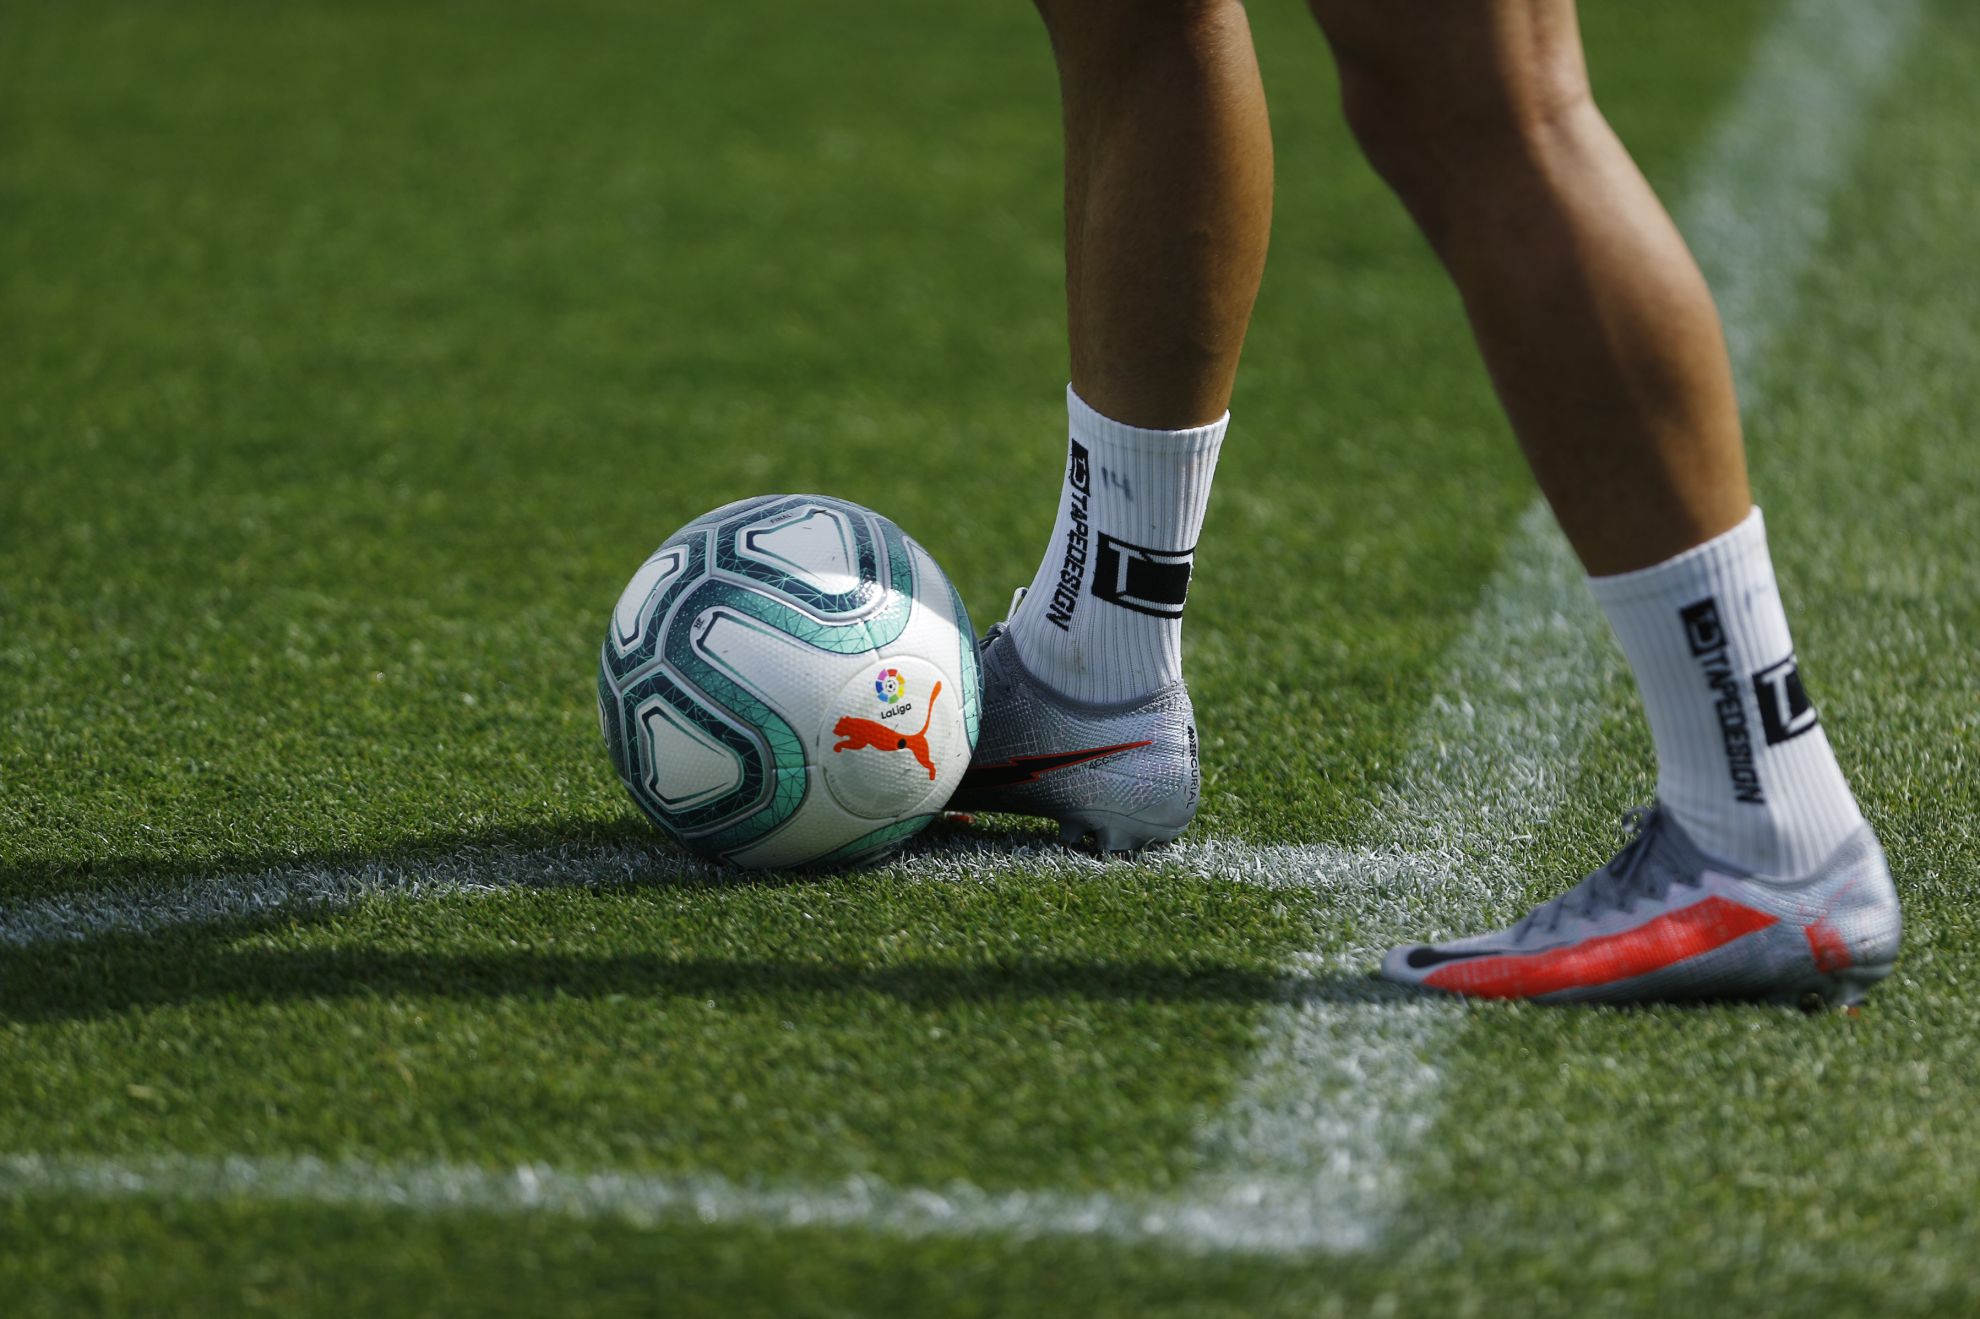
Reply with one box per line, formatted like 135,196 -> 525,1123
1006,385 -> 1226,704
1588,506 -> 1864,877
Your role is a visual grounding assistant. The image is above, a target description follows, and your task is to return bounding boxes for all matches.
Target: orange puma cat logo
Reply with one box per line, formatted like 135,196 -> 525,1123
832,681 -> 943,780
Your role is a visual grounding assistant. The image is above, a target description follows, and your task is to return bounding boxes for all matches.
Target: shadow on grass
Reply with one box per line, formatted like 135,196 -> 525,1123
0,816 -> 672,893
0,904 -> 1394,1023
0,813 -> 1067,901
1,813 -> 1411,1023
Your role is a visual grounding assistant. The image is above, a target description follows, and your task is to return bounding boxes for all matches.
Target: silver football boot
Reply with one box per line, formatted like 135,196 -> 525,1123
949,594 -> 1200,854
1381,806 -> 1902,1008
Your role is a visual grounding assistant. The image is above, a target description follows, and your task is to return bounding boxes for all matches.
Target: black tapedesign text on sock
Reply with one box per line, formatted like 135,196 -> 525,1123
1678,597 -> 1765,805
1045,439 -> 1090,632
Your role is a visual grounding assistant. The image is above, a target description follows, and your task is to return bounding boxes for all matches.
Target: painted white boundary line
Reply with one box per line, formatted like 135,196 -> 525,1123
1181,498 -> 1609,1249
0,1152 -> 1296,1249
0,843 -> 720,950
1684,0 -> 1924,405
0,0 -> 1920,1256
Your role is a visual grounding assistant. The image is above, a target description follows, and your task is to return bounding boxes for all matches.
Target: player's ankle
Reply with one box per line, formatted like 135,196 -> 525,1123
1656,795 -> 1867,879
1006,385 -> 1225,705
1590,507 -> 1863,879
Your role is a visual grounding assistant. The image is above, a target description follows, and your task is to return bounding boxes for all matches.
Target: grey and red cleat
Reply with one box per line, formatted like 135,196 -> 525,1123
1381,806 -> 1901,1008
948,611 -> 1199,855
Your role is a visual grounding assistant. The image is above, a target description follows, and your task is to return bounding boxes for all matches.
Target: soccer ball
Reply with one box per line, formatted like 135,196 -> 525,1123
598,494 -> 981,868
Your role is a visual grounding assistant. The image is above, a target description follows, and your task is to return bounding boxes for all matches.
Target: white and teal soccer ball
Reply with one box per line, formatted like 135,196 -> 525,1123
599,494 -> 981,869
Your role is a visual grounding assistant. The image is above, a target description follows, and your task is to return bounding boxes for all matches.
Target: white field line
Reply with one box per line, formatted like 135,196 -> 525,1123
0,1151 -> 1289,1249
0,0 -> 1919,1255
1683,0 -> 1924,403
0,842 -> 724,950
1178,499 -> 1606,1249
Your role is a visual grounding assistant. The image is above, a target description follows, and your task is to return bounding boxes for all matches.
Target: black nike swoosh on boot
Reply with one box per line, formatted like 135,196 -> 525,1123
959,741 -> 1153,791
1403,945 -> 1512,970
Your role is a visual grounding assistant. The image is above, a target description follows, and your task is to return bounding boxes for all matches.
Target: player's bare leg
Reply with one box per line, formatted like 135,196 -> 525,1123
1311,0 -> 1744,575
1045,0 -> 1274,430
1305,0 -> 1898,1003
951,0 -> 1274,850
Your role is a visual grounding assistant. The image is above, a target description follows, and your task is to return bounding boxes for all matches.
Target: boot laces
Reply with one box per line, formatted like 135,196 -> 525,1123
1518,806 -> 1696,938
978,587 -> 1026,653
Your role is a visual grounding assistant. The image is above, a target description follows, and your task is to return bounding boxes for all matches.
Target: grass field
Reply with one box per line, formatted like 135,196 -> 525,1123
4,0 -> 1978,1313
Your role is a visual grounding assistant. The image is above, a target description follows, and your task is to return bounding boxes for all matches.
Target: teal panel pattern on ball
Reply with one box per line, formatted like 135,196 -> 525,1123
707,495 -> 917,652
657,579 -> 811,856
599,531 -> 709,685
716,587 -> 896,657
865,516 -> 919,652
610,659 -> 775,839
810,814 -> 940,868
945,573 -> 981,749
713,495 -> 884,617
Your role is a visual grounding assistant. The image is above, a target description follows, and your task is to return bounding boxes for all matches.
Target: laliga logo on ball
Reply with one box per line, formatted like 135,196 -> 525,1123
874,668 -> 906,703
834,681 -> 944,781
